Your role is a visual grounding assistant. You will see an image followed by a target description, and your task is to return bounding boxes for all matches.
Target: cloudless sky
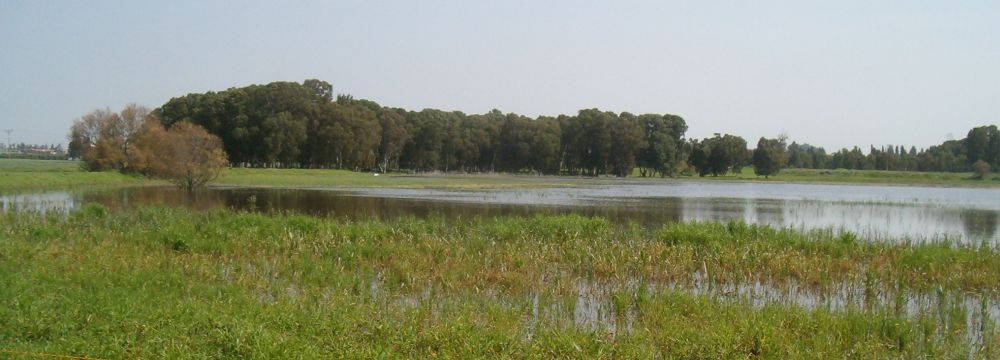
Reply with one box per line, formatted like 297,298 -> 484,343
1,0 -> 998,150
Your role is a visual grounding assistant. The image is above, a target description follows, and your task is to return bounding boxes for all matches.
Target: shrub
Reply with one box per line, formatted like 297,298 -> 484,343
971,160 -> 990,179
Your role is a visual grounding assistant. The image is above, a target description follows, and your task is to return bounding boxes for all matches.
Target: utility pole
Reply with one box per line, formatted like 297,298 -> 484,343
3,129 -> 11,159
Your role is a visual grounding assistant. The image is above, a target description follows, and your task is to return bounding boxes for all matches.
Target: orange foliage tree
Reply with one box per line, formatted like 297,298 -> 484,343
69,104 -> 228,189
130,120 -> 228,190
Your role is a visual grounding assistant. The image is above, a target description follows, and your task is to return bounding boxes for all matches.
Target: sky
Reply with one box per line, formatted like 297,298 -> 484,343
1,0 -> 998,150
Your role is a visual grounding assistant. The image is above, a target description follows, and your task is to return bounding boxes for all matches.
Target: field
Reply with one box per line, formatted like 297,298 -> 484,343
0,159 -> 151,191
1,207 -> 997,358
3,159 -> 998,193
215,167 -> 593,189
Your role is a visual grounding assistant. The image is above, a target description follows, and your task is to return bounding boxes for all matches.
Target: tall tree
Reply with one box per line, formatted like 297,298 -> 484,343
637,114 -> 687,177
261,112 -> 307,166
69,106 -> 152,171
966,125 -> 1000,167
753,136 -> 787,178
610,112 -> 646,177
697,134 -> 747,176
375,108 -> 411,173
575,109 -> 615,176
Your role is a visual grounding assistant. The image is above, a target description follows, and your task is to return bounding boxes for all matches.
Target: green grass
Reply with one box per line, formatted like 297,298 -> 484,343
0,159 -> 152,192
4,159 -> 999,194
1,207 -> 997,358
0,159 -> 82,172
221,166 -> 1000,190
215,167 -> 593,189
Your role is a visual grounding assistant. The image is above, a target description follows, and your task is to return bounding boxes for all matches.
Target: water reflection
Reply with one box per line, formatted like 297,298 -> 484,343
3,183 -> 1000,245
961,209 -> 999,240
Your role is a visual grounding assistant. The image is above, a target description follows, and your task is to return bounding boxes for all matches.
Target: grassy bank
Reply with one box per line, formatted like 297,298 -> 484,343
221,166 -> 1000,189
0,159 -> 151,192
1,207 -> 997,358
217,166 -> 1000,189
215,167 -> 592,189
4,159 -> 999,193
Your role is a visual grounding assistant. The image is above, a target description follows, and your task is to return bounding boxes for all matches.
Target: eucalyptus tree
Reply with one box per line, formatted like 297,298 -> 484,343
610,112 -> 646,177
637,113 -> 688,177
966,125 -> 1000,167
752,136 -> 787,178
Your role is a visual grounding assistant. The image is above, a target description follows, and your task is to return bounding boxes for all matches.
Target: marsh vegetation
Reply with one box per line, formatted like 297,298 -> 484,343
3,159 -> 1000,358
1,207 -> 998,358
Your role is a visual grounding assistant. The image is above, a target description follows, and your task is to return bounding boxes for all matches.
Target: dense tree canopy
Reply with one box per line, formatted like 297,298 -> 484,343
966,125 -> 1000,167
753,137 -> 788,178
637,114 -> 688,177
150,79 -> 996,177
687,134 -> 748,177
155,80 -> 690,176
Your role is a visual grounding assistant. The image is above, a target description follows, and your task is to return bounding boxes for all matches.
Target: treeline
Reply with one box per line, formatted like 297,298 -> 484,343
2,143 -> 65,154
156,80 -> 690,177
783,126 -> 999,173
1,143 -> 67,160
153,79 -> 996,177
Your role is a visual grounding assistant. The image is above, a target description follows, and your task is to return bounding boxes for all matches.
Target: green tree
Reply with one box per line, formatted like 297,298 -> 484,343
637,114 -> 687,177
375,108 -> 411,173
261,112 -> 307,166
530,117 -> 562,174
574,109 -> 615,176
698,134 -> 747,176
610,112 -> 646,177
752,137 -> 787,178
688,139 -> 710,177
966,125 -> 999,167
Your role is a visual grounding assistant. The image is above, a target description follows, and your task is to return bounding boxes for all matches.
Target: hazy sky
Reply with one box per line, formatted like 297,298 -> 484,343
1,1 -> 998,150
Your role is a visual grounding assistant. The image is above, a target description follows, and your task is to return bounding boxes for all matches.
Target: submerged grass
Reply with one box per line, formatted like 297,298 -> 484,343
1,206 -> 998,358
219,166 -> 1000,189
688,167 -> 1000,188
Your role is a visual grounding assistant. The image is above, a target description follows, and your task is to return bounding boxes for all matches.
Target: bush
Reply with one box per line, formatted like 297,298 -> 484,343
972,160 -> 990,179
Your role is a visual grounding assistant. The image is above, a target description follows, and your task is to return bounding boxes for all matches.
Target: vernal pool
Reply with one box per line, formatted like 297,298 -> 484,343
3,181 -> 1000,245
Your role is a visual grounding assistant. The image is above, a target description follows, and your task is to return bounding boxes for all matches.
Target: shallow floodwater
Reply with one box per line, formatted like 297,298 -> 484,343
3,181 -> 1000,245
5,182 -> 1000,349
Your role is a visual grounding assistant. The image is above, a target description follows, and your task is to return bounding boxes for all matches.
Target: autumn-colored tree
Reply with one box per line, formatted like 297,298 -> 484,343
126,118 -> 168,173
972,160 -> 991,180
68,104 -> 152,171
131,121 -> 228,190
69,108 -> 116,170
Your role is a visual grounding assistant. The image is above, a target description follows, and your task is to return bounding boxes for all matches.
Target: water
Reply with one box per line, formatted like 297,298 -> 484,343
363,271 -> 999,349
5,182 -> 1000,350
3,181 -> 999,245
